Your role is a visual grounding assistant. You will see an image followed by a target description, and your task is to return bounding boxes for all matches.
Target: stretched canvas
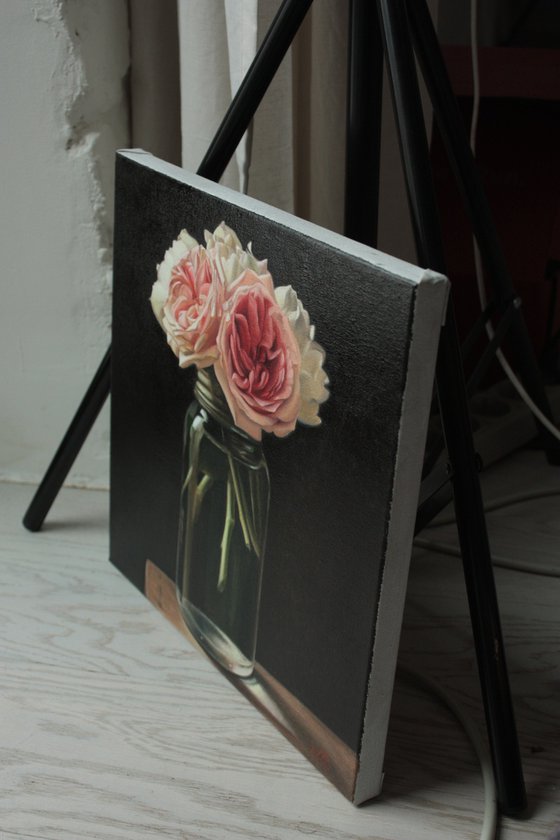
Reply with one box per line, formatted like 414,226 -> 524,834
110,150 -> 449,804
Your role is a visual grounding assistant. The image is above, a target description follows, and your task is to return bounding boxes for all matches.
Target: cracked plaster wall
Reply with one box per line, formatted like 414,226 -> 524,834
0,0 -> 129,489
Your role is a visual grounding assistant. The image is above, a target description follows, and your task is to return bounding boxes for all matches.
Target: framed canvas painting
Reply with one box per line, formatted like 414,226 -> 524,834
110,150 -> 449,804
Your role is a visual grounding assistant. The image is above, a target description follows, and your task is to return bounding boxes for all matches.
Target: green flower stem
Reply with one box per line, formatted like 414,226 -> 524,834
227,453 -> 252,551
182,466 -> 193,494
193,474 -> 212,521
218,473 -> 235,593
181,415 -> 205,597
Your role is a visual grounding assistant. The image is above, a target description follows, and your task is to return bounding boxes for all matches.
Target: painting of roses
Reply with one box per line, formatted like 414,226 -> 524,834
150,222 -> 329,678
151,222 -> 329,439
110,151 -> 448,804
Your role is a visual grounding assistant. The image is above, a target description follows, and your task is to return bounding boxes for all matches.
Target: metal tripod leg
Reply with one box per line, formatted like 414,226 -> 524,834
23,348 -> 111,532
344,0 -> 383,247
23,0 -> 312,532
376,0 -> 526,814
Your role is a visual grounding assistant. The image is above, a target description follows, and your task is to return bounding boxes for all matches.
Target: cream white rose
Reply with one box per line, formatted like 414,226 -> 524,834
274,285 -> 329,426
205,222 -> 272,294
151,229 -> 199,325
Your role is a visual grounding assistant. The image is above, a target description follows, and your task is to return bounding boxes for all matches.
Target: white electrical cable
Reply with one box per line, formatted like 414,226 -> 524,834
415,483 -> 560,576
397,665 -> 498,840
469,1 -> 560,442
414,535 -> 560,578
428,488 -> 560,528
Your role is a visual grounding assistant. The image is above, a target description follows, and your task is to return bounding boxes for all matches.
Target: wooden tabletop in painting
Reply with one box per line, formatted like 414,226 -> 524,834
1,448 -> 559,839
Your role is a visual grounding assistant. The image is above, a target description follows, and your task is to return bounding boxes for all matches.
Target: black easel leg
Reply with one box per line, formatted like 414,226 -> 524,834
23,349 -> 111,532
407,0 -> 560,464
198,0 -> 313,180
437,308 -> 527,818
23,0 -> 312,532
377,0 -> 527,815
344,0 -> 383,246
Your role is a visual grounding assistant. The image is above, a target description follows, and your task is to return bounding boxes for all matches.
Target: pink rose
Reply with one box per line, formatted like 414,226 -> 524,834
223,266 -> 275,300
153,242 -> 223,369
215,283 -> 302,440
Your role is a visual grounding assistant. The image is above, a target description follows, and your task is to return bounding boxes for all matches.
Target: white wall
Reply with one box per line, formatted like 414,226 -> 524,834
0,0 -> 129,489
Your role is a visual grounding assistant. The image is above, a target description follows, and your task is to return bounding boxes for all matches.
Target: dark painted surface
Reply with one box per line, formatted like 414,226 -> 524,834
110,154 -> 416,752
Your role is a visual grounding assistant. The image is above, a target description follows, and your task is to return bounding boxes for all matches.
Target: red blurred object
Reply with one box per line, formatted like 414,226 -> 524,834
431,46 -> 560,375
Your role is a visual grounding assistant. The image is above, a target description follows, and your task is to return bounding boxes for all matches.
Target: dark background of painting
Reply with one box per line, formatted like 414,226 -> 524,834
110,153 -> 416,754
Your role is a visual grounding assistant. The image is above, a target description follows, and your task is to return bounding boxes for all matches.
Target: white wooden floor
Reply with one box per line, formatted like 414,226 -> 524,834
1,448 -> 559,839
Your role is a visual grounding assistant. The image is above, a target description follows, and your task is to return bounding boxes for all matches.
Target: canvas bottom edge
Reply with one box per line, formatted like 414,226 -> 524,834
142,559 -> 385,804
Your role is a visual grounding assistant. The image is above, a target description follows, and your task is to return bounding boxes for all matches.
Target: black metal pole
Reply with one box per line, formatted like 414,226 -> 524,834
377,0 -> 527,816
407,0 -> 560,464
23,0 -> 312,532
344,0 -> 383,246
198,0 -> 313,181
23,349 -> 111,531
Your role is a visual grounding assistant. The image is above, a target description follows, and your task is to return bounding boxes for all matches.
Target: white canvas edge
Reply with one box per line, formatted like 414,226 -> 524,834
353,270 -> 449,804
118,149 -> 429,286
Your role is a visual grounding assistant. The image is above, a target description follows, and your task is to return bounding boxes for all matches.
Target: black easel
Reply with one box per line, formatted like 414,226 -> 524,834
346,0 -> 528,815
25,0 -> 548,816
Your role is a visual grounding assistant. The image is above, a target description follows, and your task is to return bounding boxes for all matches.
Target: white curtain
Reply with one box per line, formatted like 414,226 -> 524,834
129,1 -> 439,262
129,0 -> 182,166
178,0 -> 348,233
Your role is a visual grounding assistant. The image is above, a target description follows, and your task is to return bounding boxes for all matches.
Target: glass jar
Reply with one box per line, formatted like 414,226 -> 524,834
176,368 -> 270,678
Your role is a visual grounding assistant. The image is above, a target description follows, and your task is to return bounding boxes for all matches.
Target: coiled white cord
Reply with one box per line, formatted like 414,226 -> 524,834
397,665 -> 498,840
